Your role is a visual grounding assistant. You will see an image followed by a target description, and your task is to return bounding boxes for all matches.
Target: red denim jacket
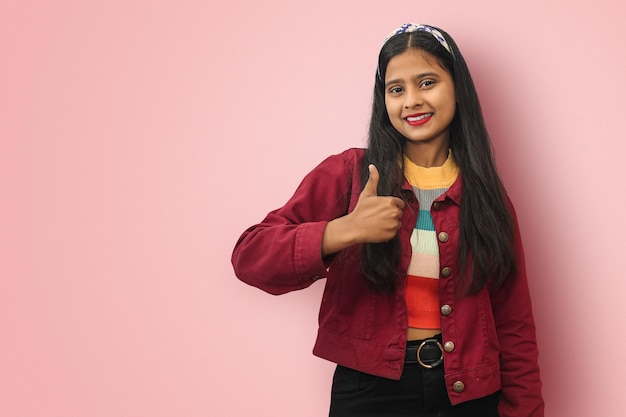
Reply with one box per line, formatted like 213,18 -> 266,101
232,148 -> 544,417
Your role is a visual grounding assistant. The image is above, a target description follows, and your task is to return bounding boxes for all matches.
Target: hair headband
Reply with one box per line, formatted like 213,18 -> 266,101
382,23 -> 454,56
377,23 -> 454,80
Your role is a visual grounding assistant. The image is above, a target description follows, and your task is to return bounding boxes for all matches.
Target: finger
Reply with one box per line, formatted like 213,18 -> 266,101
361,164 -> 380,197
391,197 -> 405,210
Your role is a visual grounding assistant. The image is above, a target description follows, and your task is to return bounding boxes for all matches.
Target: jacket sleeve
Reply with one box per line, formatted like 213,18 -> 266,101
490,201 -> 545,417
231,150 -> 358,295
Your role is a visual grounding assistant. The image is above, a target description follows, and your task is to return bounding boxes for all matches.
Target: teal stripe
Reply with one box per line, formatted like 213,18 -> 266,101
416,210 -> 435,231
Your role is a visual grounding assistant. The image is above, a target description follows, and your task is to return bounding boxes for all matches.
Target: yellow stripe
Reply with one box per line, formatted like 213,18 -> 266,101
403,149 -> 459,189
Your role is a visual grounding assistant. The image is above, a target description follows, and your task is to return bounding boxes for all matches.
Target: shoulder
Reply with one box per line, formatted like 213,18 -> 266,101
320,148 -> 366,165
296,148 -> 366,195
308,148 -> 366,177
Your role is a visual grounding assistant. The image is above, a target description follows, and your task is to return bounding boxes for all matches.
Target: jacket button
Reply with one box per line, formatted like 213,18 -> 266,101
438,232 -> 449,242
441,267 -> 452,278
440,305 -> 452,316
444,341 -> 455,352
453,381 -> 465,392
432,201 -> 442,211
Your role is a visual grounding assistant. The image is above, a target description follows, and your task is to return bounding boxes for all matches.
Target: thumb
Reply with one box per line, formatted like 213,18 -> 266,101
361,164 -> 380,197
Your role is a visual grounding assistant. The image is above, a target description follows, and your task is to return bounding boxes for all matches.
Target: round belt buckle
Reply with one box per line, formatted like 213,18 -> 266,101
416,339 -> 444,369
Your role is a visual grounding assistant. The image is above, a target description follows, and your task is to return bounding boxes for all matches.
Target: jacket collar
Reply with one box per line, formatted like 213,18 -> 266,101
401,173 -> 462,206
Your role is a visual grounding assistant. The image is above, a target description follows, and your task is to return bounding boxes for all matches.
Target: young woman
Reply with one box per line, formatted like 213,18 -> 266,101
232,23 -> 544,417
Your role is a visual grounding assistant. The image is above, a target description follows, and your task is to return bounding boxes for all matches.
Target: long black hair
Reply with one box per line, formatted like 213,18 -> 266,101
360,26 -> 517,294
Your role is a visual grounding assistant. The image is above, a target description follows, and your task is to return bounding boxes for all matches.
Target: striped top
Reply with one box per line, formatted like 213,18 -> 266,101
403,151 -> 459,329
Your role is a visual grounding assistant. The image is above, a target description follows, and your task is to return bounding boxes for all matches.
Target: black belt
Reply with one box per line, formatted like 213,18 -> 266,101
405,337 -> 444,368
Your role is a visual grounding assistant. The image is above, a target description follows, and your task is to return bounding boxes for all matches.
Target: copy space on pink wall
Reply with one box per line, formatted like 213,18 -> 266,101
1,1 -> 625,416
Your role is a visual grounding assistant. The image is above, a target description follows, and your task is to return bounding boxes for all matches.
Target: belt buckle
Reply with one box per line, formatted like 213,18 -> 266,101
416,339 -> 443,369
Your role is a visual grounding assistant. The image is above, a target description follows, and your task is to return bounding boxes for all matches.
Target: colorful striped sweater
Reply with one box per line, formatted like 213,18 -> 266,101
403,151 -> 459,329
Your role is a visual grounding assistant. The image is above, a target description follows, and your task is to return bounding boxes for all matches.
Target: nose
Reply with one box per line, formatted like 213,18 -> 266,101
404,87 -> 422,109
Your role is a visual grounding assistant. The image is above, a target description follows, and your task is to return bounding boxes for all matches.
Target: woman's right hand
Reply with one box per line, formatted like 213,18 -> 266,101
321,164 -> 405,256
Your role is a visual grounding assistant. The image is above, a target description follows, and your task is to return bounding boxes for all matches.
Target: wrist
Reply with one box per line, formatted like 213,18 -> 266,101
321,215 -> 360,257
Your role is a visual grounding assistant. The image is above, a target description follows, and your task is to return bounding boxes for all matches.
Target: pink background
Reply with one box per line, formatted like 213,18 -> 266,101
2,1 -> 625,416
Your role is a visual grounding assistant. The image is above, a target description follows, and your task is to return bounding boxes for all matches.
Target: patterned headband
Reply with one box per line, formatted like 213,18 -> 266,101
382,23 -> 454,56
377,23 -> 455,80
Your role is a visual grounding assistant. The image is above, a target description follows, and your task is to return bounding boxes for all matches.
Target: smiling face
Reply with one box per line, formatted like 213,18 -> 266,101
384,48 -> 456,154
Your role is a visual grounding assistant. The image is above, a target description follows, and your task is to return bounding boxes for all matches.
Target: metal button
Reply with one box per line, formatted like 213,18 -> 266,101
432,201 -> 442,211
441,267 -> 452,278
444,341 -> 455,352
441,305 -> 452,316
438,232 -> 449,242
453,381 -> 465,393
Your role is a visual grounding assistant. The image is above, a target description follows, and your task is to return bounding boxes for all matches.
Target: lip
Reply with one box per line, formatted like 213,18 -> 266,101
404,112 -> 433,126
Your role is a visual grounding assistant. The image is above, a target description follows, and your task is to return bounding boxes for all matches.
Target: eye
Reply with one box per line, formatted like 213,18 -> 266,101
420,80 -> 436,89
387,86 -> 403,94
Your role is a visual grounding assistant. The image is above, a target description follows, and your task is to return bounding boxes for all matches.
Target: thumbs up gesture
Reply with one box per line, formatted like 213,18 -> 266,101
321,165 -> 405,256
353,164 -> 406,241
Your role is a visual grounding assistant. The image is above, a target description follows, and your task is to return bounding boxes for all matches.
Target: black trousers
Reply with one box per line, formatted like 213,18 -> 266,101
329,347 -> 499,417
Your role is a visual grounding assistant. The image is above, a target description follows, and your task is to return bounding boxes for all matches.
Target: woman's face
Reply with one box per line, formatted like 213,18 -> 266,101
384,48 -> 456,150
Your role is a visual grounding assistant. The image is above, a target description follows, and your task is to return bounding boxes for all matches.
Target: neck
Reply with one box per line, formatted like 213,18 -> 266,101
403,140 -> 450,167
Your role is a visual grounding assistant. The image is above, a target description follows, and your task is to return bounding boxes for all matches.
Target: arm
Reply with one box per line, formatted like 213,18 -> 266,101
231,150 -> 405,295
490,202 -> 545,417
231,151 -> 354,295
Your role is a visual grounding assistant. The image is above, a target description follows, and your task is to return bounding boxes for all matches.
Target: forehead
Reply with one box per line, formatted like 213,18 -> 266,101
385,48 -> 447,80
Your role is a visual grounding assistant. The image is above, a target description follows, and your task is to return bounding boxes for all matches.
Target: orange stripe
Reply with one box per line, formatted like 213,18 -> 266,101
404,275 -> 440,329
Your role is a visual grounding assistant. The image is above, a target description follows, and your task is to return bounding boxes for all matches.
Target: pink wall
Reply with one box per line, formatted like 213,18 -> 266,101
2,1 -> 625,416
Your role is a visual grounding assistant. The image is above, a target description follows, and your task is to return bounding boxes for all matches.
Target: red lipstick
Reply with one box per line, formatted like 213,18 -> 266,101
405,113 -> 433,126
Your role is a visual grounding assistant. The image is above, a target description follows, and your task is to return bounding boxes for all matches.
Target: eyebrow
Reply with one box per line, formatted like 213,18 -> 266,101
384,72 -> 440,87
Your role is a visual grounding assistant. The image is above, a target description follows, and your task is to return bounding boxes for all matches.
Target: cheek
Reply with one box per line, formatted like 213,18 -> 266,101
435,94 -> 455,120
386,105 -> 402,128
446,100 -> 456,118
384,103 -> 401,130
384,99 -> 400,120
446,88 -> 457,115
